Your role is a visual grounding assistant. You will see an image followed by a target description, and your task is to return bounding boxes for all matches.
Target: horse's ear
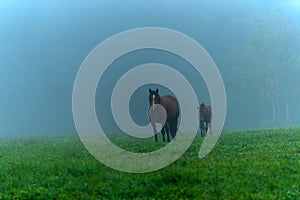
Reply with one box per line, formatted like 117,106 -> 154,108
155,88 -> 159,94
149,88 -> 152,93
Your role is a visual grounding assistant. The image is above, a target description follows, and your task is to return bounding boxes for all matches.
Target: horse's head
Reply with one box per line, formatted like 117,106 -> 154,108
199,103 -> 206,111
149,88 -> 160,106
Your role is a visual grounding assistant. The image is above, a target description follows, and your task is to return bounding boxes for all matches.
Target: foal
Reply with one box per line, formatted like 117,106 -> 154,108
198,103 -> 212,137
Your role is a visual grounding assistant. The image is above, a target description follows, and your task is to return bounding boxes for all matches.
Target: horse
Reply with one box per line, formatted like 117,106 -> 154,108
198,103 -> 212,137
148,88 -> 179,142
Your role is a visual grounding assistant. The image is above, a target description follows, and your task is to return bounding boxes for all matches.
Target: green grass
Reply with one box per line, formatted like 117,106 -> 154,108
0,128 -> 300,199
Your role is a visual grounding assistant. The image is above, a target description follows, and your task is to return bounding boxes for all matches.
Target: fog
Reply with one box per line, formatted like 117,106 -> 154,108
0,0 -> 299,136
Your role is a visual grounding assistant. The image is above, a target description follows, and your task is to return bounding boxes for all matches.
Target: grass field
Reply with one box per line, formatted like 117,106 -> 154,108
0,128 -> 299,199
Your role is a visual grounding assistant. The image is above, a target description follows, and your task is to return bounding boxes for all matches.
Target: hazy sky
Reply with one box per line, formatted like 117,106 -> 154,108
0,0 -> 299,136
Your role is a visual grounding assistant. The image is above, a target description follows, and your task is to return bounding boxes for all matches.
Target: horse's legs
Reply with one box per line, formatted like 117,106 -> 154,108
152,122 -> 158,142
200,121 -> 205,137
209,122 -> 212,135
165,123 -> 170,142
161,127 -> 166,142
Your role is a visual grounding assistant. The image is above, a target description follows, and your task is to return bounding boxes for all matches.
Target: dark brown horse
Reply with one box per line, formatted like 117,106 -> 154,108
198,103 -> 212,137
148,88 -> 179,142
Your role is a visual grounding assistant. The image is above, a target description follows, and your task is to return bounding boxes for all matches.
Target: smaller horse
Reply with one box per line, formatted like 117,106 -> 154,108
198,103 -> 212,137
148,88 -> 179,142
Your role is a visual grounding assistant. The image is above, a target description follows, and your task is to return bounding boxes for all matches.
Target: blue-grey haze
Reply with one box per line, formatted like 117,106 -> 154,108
0,0 -> 299,136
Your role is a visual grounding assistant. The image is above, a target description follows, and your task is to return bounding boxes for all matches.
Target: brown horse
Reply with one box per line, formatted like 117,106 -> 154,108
148,88 -> 179,142
198,103 -> 212,137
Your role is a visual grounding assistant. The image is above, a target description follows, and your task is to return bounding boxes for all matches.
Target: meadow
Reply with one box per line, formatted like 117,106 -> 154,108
0,128 -> 299,199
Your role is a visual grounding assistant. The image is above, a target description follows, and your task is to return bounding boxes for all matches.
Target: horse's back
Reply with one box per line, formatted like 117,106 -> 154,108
160,95 -> 179,120
165,95 -> 178,103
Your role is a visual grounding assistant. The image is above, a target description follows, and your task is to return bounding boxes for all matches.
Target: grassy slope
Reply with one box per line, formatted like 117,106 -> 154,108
0,128 -> 299,199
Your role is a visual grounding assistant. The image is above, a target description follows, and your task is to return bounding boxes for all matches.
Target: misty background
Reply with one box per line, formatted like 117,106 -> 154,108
0,0 -> 299,136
